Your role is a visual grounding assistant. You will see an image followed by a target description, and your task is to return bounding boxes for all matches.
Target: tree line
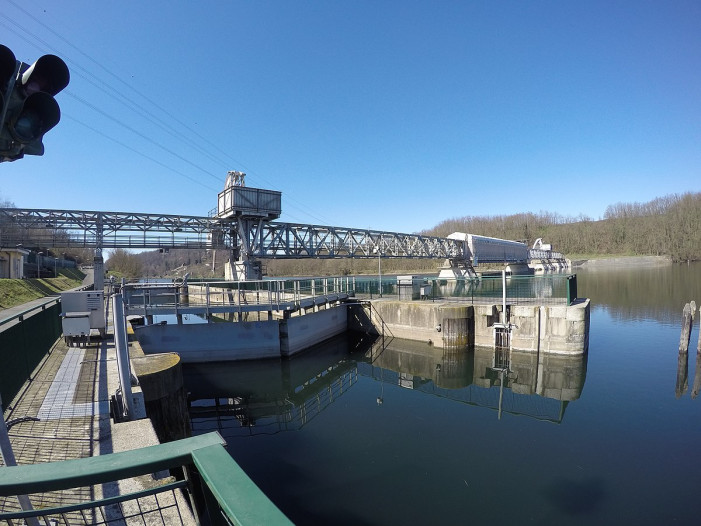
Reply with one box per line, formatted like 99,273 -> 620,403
426,192 -> 701,263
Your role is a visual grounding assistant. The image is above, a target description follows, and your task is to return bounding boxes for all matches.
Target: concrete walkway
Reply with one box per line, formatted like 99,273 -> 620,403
0,274 -> 195,524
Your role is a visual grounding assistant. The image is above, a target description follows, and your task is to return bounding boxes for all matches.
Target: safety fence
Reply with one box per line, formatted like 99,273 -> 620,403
0,299 -> 62,406
354,273 -> 578,306
120,273 -> 577,319
121,277 -> 357,317
0,432 -> 292,525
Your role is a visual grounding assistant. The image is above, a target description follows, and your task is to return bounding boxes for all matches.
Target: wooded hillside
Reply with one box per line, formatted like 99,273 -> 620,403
427,192 -> 701,263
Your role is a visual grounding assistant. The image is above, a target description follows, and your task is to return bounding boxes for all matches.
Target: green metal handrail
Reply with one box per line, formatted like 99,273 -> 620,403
0,431 -> 293,525
0,297 -> 60,328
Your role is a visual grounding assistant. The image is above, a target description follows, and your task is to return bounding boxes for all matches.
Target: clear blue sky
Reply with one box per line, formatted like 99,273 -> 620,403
1,0 -> 699,234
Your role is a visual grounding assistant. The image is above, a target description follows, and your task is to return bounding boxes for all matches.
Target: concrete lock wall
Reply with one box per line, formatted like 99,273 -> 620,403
281,307 -> 348,356
539,301 -> 590,354
131,352 -> 191,442
473,300 -> 589,354
135,321 -> 281,361
369,299 -> 589,355
366,301 -> 473,349
503,301 -> 590,354
134,304 -> 350,362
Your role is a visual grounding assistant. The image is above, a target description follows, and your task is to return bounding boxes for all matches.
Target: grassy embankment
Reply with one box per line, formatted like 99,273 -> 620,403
0,268 -> 86,310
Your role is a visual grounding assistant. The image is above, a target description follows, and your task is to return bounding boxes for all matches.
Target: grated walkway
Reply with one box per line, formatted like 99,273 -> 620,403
0,339 -> 108,520
0,291 -> 196,525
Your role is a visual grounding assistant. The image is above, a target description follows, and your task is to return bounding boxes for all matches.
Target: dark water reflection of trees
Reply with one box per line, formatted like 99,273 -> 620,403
576,262 -> 701,324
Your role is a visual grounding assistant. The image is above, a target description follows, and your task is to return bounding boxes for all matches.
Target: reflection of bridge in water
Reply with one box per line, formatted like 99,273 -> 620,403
185,334 -> 588,439
185,334 -> 371,437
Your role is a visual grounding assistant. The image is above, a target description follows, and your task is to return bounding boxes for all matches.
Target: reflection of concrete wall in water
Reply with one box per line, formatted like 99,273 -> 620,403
365,339 -> 474,390
362,342 -> 587,422
181,333 -> 587,430
473,347 -> 587,402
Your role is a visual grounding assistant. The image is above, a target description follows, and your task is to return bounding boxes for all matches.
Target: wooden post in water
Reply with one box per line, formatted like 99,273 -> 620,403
692,304 -> 701,399
698,305 -> 701,354
676,302 -> 695,398
676,346 -> 689,398
679,302 -> 696,353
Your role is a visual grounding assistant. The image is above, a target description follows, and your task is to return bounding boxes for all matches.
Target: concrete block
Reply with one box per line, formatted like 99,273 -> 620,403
282,307 -> 348,356
134,321 -> 281,362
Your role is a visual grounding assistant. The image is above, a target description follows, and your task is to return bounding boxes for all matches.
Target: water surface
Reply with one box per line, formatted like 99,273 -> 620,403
185,262 -> 701,525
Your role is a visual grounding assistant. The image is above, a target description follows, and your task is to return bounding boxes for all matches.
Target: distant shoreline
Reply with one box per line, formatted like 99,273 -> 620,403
568,255 -> 672,269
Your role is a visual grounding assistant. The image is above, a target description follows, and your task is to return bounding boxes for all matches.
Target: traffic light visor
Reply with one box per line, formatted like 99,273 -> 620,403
1,45 -> 16,111
20,54 -> 69,96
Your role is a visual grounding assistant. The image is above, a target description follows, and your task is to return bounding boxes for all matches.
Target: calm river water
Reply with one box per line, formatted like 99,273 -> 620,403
184,262 -> 701,525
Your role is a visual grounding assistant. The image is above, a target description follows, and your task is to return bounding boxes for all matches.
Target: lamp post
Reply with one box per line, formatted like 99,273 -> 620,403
36,252 -> 43,278
374,245 -> 382,298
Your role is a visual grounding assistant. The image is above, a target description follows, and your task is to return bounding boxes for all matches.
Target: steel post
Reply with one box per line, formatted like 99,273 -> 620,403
112,293 -> 133,420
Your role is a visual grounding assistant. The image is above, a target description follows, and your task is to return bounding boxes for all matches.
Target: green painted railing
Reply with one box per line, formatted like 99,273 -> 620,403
0,298 -> 62,405
0,432 -> 293,525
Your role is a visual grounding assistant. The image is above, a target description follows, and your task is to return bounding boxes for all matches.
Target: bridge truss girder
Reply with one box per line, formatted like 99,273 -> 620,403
0,207 -> 467,261
0,208 -> 228,250
241,219 -> 464,259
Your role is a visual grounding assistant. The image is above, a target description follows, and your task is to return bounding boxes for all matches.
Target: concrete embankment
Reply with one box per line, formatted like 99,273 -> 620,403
133,297 -> 590,362
569,255 -> 671,269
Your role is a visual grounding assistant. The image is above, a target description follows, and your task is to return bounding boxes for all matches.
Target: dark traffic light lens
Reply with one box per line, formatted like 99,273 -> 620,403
9,92 -> 60,143
13,109 -> 43,141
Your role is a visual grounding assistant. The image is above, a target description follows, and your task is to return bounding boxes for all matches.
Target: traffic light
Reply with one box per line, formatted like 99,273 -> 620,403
0,44 -> 69,162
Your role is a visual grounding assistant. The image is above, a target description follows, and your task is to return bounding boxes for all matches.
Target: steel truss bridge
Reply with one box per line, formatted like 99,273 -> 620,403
0,207 -> 466,260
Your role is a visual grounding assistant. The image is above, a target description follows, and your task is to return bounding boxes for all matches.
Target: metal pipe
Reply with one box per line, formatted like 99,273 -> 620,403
113,293 -> 133,420
502,269 -> 507,324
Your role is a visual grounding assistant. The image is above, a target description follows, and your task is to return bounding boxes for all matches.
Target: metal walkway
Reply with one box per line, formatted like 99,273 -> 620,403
0,207 -> 465,260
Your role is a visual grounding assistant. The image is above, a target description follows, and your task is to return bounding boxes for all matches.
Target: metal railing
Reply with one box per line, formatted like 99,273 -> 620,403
0,299 -> 62,406
527,248 -> 566,261
119,274 -> 578,318
0,432 -> 292,525
353,274 -> 577,306
121,277 -> 359,316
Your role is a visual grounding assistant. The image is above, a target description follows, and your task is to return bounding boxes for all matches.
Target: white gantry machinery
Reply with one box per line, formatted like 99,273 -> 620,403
213,171 -> 472,280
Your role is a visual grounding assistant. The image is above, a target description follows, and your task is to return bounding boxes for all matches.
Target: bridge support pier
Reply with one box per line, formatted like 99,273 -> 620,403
93,250 -> 104,293
224,258 -> 263,281
438,259 -> 476,279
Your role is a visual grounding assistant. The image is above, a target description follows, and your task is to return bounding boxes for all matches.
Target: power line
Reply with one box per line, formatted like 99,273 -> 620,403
2,3 -> 339,225
64,115 -> 219,192
64,91 -> 223,183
